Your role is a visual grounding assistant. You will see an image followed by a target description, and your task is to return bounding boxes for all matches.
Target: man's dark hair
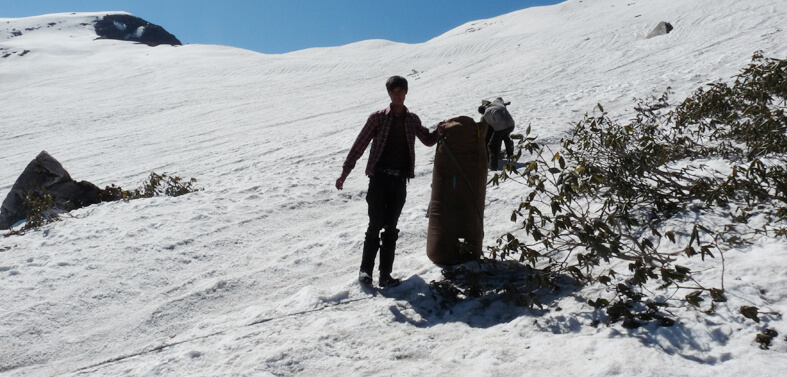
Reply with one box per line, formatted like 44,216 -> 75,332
386,76 -> 408,93
478,99 -> 491,114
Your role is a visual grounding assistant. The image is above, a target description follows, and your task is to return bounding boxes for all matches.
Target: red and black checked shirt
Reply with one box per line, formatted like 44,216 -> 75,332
341,105 -> 439,179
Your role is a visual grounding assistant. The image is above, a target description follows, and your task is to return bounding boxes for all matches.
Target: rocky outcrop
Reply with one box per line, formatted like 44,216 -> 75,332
647,21 -> 674,39
94,14 -> 181,46
0,151 -> 101,229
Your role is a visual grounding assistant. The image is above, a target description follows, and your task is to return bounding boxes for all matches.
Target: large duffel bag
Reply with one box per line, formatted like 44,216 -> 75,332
426,116 -> 488,265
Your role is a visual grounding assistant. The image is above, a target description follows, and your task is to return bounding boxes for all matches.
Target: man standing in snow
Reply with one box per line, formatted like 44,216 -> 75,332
479,97 -> 516,170
336,76 -> 444,288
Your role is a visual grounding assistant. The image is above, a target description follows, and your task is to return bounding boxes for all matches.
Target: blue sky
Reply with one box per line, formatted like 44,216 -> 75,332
2,0 -> 563,54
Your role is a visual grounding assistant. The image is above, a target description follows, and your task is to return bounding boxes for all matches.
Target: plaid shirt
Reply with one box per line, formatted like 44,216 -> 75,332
341,105 -> 439,179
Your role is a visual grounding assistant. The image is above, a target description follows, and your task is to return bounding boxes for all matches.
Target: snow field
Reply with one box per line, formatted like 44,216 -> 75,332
2,0 -> 787,375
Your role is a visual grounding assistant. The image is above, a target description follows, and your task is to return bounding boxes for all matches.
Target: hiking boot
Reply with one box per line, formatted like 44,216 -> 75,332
358,271 -> 373,285
379,274 -> 401,288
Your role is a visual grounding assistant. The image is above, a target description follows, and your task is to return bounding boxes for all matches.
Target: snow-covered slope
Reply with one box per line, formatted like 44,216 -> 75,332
1,1 -> 786,376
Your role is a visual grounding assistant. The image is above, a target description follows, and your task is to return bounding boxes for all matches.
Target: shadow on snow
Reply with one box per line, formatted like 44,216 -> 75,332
367,259 -> 580,329
364,259 -> 734,364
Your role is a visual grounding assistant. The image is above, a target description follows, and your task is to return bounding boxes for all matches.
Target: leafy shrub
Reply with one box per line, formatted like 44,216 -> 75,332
20,190 -> 61,229
433,53 -> 786,329
99,172 -> 201,202
3,190 -> 62,236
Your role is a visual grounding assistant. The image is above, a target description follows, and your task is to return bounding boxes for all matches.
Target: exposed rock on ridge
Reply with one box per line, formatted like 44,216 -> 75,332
94,14 -> 181,46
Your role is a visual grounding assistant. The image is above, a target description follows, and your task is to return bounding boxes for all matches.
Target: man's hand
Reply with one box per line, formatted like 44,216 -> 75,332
437,119 -> 454,134
335,177 -> 345,190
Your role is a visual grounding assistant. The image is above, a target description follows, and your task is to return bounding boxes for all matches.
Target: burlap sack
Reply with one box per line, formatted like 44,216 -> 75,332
426,116 -> 488,265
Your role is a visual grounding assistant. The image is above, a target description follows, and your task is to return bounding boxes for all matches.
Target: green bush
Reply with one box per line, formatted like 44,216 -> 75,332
434,53 -> 787,329
3,189 -> 62,236
99,172 -> 201,202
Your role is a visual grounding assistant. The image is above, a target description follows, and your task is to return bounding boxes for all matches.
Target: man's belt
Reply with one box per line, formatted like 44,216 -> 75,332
378,168 -> 403,178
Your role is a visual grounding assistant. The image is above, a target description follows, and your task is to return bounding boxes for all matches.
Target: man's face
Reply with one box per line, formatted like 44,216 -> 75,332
388,87 -> 407,107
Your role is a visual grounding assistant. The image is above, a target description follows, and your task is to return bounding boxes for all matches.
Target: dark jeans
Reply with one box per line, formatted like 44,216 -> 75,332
360,174 -> 407,276
486,126 -> 515,170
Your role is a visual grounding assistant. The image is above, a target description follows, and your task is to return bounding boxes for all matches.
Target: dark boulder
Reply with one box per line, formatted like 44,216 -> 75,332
646,21 -> 674,39
0,151 -> 101,230
94,14 -> 182,46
